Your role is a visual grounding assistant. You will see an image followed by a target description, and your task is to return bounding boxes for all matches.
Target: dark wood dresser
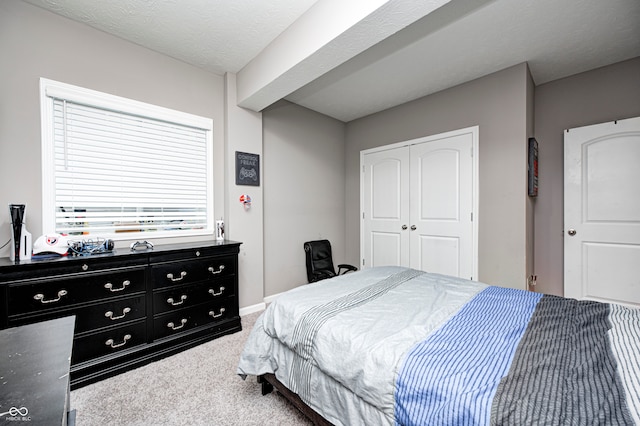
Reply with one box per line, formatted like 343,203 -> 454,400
0,241 -> 241,389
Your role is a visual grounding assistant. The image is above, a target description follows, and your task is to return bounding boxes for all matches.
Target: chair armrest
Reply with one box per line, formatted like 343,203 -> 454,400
337,264 -> 358,275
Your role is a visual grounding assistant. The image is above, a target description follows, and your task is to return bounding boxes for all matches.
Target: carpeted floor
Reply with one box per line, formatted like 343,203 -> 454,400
70,311 -> 313,425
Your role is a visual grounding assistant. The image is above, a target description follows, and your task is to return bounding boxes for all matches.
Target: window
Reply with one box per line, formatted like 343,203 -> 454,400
40,78 -> 214,240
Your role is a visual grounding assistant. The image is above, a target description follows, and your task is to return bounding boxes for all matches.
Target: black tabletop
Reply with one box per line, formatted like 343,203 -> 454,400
0,316 -> 75,425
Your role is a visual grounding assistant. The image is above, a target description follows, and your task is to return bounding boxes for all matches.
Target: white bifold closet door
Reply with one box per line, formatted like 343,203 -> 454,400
361,127 -> 477,280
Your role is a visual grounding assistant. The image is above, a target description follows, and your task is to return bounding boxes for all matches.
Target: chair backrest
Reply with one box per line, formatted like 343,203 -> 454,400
304,240 -> 336,283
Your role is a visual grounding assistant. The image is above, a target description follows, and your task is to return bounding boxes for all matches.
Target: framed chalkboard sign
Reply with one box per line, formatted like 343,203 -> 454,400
235,151 -> 260,186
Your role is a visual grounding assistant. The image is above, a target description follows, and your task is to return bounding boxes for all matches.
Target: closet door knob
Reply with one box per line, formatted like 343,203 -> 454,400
411,225 -> 417,231
402,225 -> 408,230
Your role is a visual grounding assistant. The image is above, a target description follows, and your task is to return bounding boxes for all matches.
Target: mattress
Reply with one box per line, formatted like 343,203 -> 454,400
237,266 -> 640,425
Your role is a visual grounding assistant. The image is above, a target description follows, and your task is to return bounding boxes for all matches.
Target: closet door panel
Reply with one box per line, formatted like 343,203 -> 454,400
410,133 -> 473,278
417,235 -> 460,277
362,148 -> 410,268
419,149 -> 460,221
371,232 -> 403,267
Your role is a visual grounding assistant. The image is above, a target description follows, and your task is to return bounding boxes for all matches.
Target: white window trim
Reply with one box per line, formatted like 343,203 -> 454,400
39,78 -> 215,241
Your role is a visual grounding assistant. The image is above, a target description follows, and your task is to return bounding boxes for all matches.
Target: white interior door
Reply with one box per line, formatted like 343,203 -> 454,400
564,116 -> 640,307
410,133 -> 474,278
362,147 -> 410,268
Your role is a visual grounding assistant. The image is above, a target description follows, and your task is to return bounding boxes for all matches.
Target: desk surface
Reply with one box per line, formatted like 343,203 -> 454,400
0,316 -> 75,425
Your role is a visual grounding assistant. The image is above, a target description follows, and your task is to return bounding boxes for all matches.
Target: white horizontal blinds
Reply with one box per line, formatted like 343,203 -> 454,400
52,99 -> 209,236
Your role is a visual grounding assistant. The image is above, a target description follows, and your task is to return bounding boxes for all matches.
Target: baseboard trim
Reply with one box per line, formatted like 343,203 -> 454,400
239,303 -> 266,317
240,291 -> 292,316
264,292 -> 286,305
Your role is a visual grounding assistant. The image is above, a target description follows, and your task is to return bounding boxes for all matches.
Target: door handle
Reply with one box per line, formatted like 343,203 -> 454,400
410,225 -> 417,231
567,229 -> 577,236
402,225 -> 408,230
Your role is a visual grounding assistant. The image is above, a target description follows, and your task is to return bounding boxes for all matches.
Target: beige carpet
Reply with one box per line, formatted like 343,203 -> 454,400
70,311 -> 313,425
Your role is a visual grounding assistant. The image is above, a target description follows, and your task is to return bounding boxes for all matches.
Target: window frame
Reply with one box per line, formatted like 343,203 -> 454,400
39,78 -> 215,241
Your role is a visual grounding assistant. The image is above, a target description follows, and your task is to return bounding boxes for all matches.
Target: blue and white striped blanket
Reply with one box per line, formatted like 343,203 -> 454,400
238,267 -> 640,426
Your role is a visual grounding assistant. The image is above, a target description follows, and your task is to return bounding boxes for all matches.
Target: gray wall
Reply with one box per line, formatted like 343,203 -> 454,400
533,57 -> 640,296
0,1 -> 226,252
526,66 -> 536,289
224,73 -> 265,310
263,101 -> 347,296
345,63 -> 533,289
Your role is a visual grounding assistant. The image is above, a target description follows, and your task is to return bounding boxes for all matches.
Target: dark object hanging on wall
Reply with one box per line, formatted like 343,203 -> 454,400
235,151 -> 260,186
528,137 -> 538,197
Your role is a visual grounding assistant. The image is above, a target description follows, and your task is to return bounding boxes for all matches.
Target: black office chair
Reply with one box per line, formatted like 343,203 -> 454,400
304,239 -> 358,283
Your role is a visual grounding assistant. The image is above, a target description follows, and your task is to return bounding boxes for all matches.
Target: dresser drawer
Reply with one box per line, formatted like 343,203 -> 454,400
151,256 -> 236,289
72,295 -> 147,333
153,277 -> 234,315
7,268 -> 146,316
72,320 -> 147,364
7,295 -> 146,334
153,299 -> 236,340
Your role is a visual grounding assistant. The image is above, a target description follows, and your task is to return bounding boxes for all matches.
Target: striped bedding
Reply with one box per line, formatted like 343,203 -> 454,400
238,266 -> 640,426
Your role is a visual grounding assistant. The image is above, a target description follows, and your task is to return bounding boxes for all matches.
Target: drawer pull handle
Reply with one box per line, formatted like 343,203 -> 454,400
33,289 -> 67,304
167,271 -> 187,282
167,295 -> 187,306
209,308 -> 226,318
167,319 -> 187,330
104,280 -> 131,292
105,307 -> 131,320
208,286 -> 226,297
105,334 -> 131,349
208,265 -> 225,275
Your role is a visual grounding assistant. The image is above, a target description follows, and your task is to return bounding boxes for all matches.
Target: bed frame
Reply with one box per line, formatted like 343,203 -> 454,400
258,373 -> 334,426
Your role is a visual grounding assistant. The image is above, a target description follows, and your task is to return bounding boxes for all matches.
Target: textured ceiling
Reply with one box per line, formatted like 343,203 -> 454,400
21,0 -> 320,74
21,0 -> 640,122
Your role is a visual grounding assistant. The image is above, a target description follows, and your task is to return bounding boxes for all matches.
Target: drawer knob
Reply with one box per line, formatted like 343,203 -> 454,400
167,295 -> 188,306
167,318 -> 188,330
167,271 -> 187,282
208,265 -> 225,275
208,286 -> 225,297
105,307 -> 132,321
105,334 -> 131,349
104,280 -> 131,292
33,289 -> 68,304
209,307 -> 226,318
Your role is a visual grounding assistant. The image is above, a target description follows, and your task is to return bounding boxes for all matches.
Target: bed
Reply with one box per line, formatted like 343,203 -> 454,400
237,266 -> 640,425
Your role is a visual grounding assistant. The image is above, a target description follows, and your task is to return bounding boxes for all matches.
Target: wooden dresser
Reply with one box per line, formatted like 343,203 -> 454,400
0,241 -> 241,389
